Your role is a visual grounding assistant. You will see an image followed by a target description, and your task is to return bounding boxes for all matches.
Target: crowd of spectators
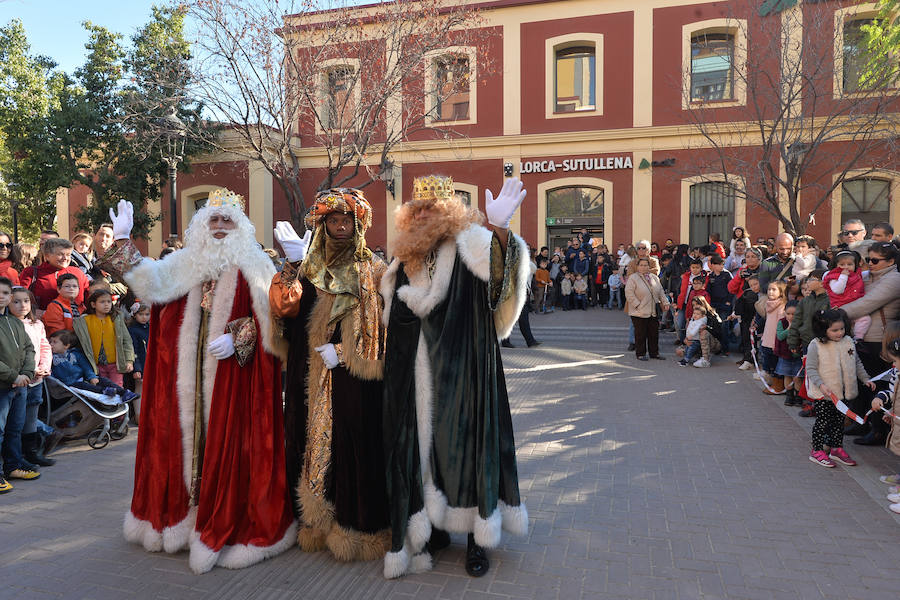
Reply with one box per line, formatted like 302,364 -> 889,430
526,222 -> 900,512
0,226 -> 153,494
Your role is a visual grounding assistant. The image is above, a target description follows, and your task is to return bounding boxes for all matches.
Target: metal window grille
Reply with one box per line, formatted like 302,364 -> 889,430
841,178 -> 890,230
689,182 -> 735,247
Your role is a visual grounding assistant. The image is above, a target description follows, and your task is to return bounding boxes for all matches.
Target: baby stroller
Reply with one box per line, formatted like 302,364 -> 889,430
43,376 -> 131,449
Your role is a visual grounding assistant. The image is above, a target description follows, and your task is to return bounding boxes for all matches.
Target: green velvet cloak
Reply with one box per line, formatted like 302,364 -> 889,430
382,228 -> 529,578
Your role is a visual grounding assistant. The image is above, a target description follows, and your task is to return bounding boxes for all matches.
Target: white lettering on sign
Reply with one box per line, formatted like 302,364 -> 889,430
519,156 -> 633,174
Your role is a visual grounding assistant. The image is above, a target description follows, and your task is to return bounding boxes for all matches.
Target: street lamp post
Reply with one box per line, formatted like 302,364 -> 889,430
158,107 -> 187,237
379,158 -> 395,195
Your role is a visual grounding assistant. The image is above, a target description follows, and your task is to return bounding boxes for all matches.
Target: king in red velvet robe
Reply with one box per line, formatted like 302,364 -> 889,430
108,240 -> 296,574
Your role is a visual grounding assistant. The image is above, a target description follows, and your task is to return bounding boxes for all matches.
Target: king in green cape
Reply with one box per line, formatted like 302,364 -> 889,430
381,175 -> 530,579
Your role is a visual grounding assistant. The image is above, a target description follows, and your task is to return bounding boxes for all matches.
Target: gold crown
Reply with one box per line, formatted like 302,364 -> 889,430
412,175 -> 454,202
207,188 -> 245,211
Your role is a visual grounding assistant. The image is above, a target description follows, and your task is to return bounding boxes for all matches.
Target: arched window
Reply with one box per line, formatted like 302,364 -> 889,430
555,46 -> 596,113
842,177 -> 890,230
690,32 -> 735,102
689,182 -> 735,246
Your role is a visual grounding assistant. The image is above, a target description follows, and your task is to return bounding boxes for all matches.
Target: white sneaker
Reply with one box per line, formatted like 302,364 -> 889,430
887,493 -> 900,503
738,361 -> 753,370
890,503 -> 900,515
752,372 -> 762,380
693,358 -> 711,368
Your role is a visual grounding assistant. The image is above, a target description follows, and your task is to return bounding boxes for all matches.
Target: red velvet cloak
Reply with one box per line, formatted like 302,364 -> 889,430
123,269 -> 295,573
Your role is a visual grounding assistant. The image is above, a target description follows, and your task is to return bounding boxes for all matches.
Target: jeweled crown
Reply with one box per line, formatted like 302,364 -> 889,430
412,175 -> 454,202
207,188 -> 245,211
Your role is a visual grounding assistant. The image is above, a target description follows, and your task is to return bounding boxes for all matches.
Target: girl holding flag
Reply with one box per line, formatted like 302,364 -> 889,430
805,309 -> 875,468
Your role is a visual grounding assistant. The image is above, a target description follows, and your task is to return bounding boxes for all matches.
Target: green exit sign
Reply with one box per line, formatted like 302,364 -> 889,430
546,218 -> 557,225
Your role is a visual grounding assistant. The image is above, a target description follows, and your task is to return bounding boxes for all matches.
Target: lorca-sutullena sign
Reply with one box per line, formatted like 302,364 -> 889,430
520,156 -> 634,174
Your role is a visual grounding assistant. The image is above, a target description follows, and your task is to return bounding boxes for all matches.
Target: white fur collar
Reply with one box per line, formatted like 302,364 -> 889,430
394,238 -> 457,318
455,224 -> 493,282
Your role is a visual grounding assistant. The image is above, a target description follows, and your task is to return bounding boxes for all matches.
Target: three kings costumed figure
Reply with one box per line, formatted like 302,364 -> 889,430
381,175 -> 530,579
101,191 -> 295,574
269,188 -> 391,561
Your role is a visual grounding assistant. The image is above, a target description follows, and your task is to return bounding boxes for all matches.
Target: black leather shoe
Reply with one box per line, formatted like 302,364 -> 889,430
637,355 -> 649,361
465,534 -> 489,577
527,340 -> 542,347
853,432 -> 886,446
501,340 -> 515,348
650,355 -> 665,360
627,343 -> 636,351
426,528 -> 451,555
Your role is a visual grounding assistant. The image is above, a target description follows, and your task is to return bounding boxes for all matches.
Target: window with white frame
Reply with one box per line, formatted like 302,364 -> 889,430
554,46 -> 596,113
842,18 -> 875,93
690,32 -> 735,102
433,54 -> 471,122
321,64 -> 356,130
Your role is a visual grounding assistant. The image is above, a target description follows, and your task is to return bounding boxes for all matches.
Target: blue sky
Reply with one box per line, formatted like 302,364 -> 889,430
3,0 -> 162,74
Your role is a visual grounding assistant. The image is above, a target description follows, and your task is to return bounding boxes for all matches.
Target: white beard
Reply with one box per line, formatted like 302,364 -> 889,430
182,205 -> 261,283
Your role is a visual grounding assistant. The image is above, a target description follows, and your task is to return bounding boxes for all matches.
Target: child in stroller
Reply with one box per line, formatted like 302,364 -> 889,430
48,330 -> 137,404
46,330 -> 137,448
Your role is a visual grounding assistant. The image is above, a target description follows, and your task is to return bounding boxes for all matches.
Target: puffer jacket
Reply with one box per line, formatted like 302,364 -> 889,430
841,267 -> 900,343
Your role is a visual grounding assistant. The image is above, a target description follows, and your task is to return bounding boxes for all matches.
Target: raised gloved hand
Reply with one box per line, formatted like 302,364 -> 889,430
109,199 -> 134,240
485,177 -> 526,229
208,333 -> 235,360
314,344 -> 340,370
274,221 -> 313,263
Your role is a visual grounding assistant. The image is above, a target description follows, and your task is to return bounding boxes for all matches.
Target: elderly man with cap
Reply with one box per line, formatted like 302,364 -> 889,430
102,190 -> 295,574
269,188 -> 390,563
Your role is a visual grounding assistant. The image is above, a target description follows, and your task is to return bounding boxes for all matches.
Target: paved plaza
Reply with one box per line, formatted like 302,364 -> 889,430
3,309 -> 900,600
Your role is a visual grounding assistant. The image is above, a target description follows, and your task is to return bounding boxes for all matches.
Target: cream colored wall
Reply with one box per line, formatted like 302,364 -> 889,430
249,163 -> 274,248
55,188 -> 69,239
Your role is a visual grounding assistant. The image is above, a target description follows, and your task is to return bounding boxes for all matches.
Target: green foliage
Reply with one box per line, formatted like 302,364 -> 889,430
0,6 -> 213,241
861,1 -> 900,89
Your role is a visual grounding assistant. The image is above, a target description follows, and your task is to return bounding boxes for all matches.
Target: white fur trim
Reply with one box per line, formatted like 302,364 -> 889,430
395,239 -> 457,318
188,520 -> 297,574
217,520 -> 297,570
456,224 -> 494,282
125,248 -> 286,359
163,506 -> 197,553
383,548 -> 410,579
473,509 -> 502,548
175,286 -> 202,491
500,501 -> 529,537
493,234 -> 530,340
422,481 -> 528,549
380,258 -> 400,328
123,511 -> 162,552
409,551 -> 433,574
414,333 -> 434,480
123,508 -> 198,555
204,267 -> 238,426
405,508 -> 432,553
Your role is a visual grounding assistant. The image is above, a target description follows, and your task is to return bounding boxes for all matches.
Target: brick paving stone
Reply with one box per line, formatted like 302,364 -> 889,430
2,308 -> 900,599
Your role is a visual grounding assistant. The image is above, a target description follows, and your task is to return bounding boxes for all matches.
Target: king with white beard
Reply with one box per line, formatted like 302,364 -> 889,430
100,190 -> 295,574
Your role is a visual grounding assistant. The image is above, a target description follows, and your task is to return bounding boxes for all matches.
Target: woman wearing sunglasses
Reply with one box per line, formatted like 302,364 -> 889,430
0,231 -> 20,286
842,241 -> 900,446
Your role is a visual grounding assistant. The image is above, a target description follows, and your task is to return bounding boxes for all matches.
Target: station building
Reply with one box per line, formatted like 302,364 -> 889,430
56,0 -> 900,255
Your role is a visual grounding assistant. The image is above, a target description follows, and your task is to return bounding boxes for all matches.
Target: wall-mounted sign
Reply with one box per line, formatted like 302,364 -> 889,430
520,156 -> 633,174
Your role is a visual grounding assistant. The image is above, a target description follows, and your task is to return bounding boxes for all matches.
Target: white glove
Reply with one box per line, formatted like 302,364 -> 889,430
314,344 -> 340,370
108,200 -> 134,240
485,177 -> 526,229
208,333 -> 235,360
274,221 -> 313,263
